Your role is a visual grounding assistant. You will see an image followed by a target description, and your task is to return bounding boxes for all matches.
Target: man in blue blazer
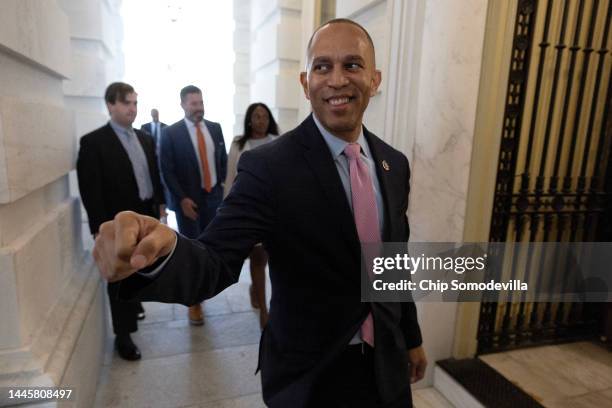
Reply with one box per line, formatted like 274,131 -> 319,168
93,19 -> 426,407
159,85 -> 227,325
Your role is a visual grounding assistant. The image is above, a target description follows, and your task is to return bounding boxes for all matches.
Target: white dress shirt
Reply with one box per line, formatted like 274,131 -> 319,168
183,118 -> 218,188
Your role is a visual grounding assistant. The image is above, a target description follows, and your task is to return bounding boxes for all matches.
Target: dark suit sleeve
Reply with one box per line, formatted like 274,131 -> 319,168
140,124 -> 149,134
120,149 -> 275,304
159,126 -> 187,201
398,155 -> 423,349
76,136 -> 107,235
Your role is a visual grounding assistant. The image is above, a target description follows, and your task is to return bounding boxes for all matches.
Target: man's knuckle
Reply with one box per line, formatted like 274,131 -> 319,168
99,222 -> 111,235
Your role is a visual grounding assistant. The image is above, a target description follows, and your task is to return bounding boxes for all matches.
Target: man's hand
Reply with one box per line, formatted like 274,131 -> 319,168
407,346 -> 427,384
93,211 -> 176,282
180,197 -> 198,220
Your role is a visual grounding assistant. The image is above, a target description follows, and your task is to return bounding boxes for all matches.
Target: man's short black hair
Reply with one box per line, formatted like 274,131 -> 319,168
180,85 -> 202,102
105,82 -> 135,104
306,18 -> 375,61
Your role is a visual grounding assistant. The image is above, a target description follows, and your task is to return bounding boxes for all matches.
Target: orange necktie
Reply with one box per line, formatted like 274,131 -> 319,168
195,122 -> 213,192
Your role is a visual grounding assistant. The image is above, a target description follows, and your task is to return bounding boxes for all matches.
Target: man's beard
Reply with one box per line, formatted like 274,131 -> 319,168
190,111 -> 204,122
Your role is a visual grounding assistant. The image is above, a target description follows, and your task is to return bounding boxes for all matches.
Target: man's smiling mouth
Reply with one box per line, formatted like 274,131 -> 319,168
326,96 -> 354,106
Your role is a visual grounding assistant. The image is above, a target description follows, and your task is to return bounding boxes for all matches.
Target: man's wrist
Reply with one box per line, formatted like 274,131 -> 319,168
137,232 -> 178,278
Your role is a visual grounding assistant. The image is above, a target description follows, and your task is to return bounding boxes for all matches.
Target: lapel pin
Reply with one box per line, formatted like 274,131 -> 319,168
382,160 -> 390,171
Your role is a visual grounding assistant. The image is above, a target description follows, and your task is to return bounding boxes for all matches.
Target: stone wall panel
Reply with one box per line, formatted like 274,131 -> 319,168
0,200 -> 77,347
0,178 -> 69,247
0,0 -> 71,78
62,52 -> 107,97
0,252 -> 20,349
0,99 -> 75,203
0,53 -> 65,103
58,0 -> 104,43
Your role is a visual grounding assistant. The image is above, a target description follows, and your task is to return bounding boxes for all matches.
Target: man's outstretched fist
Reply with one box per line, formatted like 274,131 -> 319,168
93,211 -> 177,282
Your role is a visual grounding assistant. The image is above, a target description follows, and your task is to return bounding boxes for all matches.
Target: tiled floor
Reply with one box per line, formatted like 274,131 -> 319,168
93,263 -> 452,407
480,341 -> 612,408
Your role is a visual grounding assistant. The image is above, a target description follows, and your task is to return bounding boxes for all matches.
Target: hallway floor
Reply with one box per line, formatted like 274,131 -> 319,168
92,263 -> 452,407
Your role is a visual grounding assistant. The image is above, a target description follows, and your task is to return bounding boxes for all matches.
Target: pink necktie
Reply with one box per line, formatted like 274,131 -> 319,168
344,143 -> 380,347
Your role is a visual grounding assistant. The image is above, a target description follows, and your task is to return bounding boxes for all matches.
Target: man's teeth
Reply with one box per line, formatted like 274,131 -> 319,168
329,97 -> 349,106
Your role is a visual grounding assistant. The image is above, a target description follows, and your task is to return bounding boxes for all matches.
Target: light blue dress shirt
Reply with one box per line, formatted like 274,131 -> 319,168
109,120 -> 154,200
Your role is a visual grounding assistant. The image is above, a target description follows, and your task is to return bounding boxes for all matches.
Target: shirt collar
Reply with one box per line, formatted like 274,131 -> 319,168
109,120 -> 132,137
312,113 -> 368,160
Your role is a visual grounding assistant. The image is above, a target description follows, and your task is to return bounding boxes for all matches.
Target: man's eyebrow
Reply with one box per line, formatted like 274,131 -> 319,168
345,55 -> 366,61
311,56 -> 332,64
311,55 -> 366,64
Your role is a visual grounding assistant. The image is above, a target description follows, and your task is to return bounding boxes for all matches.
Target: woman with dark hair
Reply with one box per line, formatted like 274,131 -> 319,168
224,102 -> 279,328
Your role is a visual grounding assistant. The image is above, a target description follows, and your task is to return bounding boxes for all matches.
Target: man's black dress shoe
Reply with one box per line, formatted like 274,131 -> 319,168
115,335 -> 141,361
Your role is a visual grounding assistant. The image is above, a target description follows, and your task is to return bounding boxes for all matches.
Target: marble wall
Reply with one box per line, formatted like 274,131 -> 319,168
0,0 -> 122,404
409,0 -> 488,243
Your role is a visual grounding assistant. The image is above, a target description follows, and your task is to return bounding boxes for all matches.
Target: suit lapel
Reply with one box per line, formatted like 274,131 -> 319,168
298,116 -> 361,256
177,120 -> 200,173
364,129 -> 393,241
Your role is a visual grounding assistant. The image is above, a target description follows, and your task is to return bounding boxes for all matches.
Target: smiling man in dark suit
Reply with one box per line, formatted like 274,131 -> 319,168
92,19 -> 426,407
158,85 -> 227,325
76,82 -> 165,361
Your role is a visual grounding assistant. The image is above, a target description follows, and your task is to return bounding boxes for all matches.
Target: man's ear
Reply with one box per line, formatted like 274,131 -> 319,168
300,72 -> 310,100
370,69 -> 382,96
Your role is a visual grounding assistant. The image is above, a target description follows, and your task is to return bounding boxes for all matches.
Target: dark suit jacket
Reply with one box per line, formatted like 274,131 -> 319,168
140,121 -> 168,145
160,119 -> 227,211
76,123 -> 165,235
121,115 -> 422,407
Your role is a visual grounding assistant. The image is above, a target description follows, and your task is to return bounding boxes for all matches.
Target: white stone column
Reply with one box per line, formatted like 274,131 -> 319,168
0,1 -> 123,405
250,0 -> 304,132
234,0 -> 252,136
